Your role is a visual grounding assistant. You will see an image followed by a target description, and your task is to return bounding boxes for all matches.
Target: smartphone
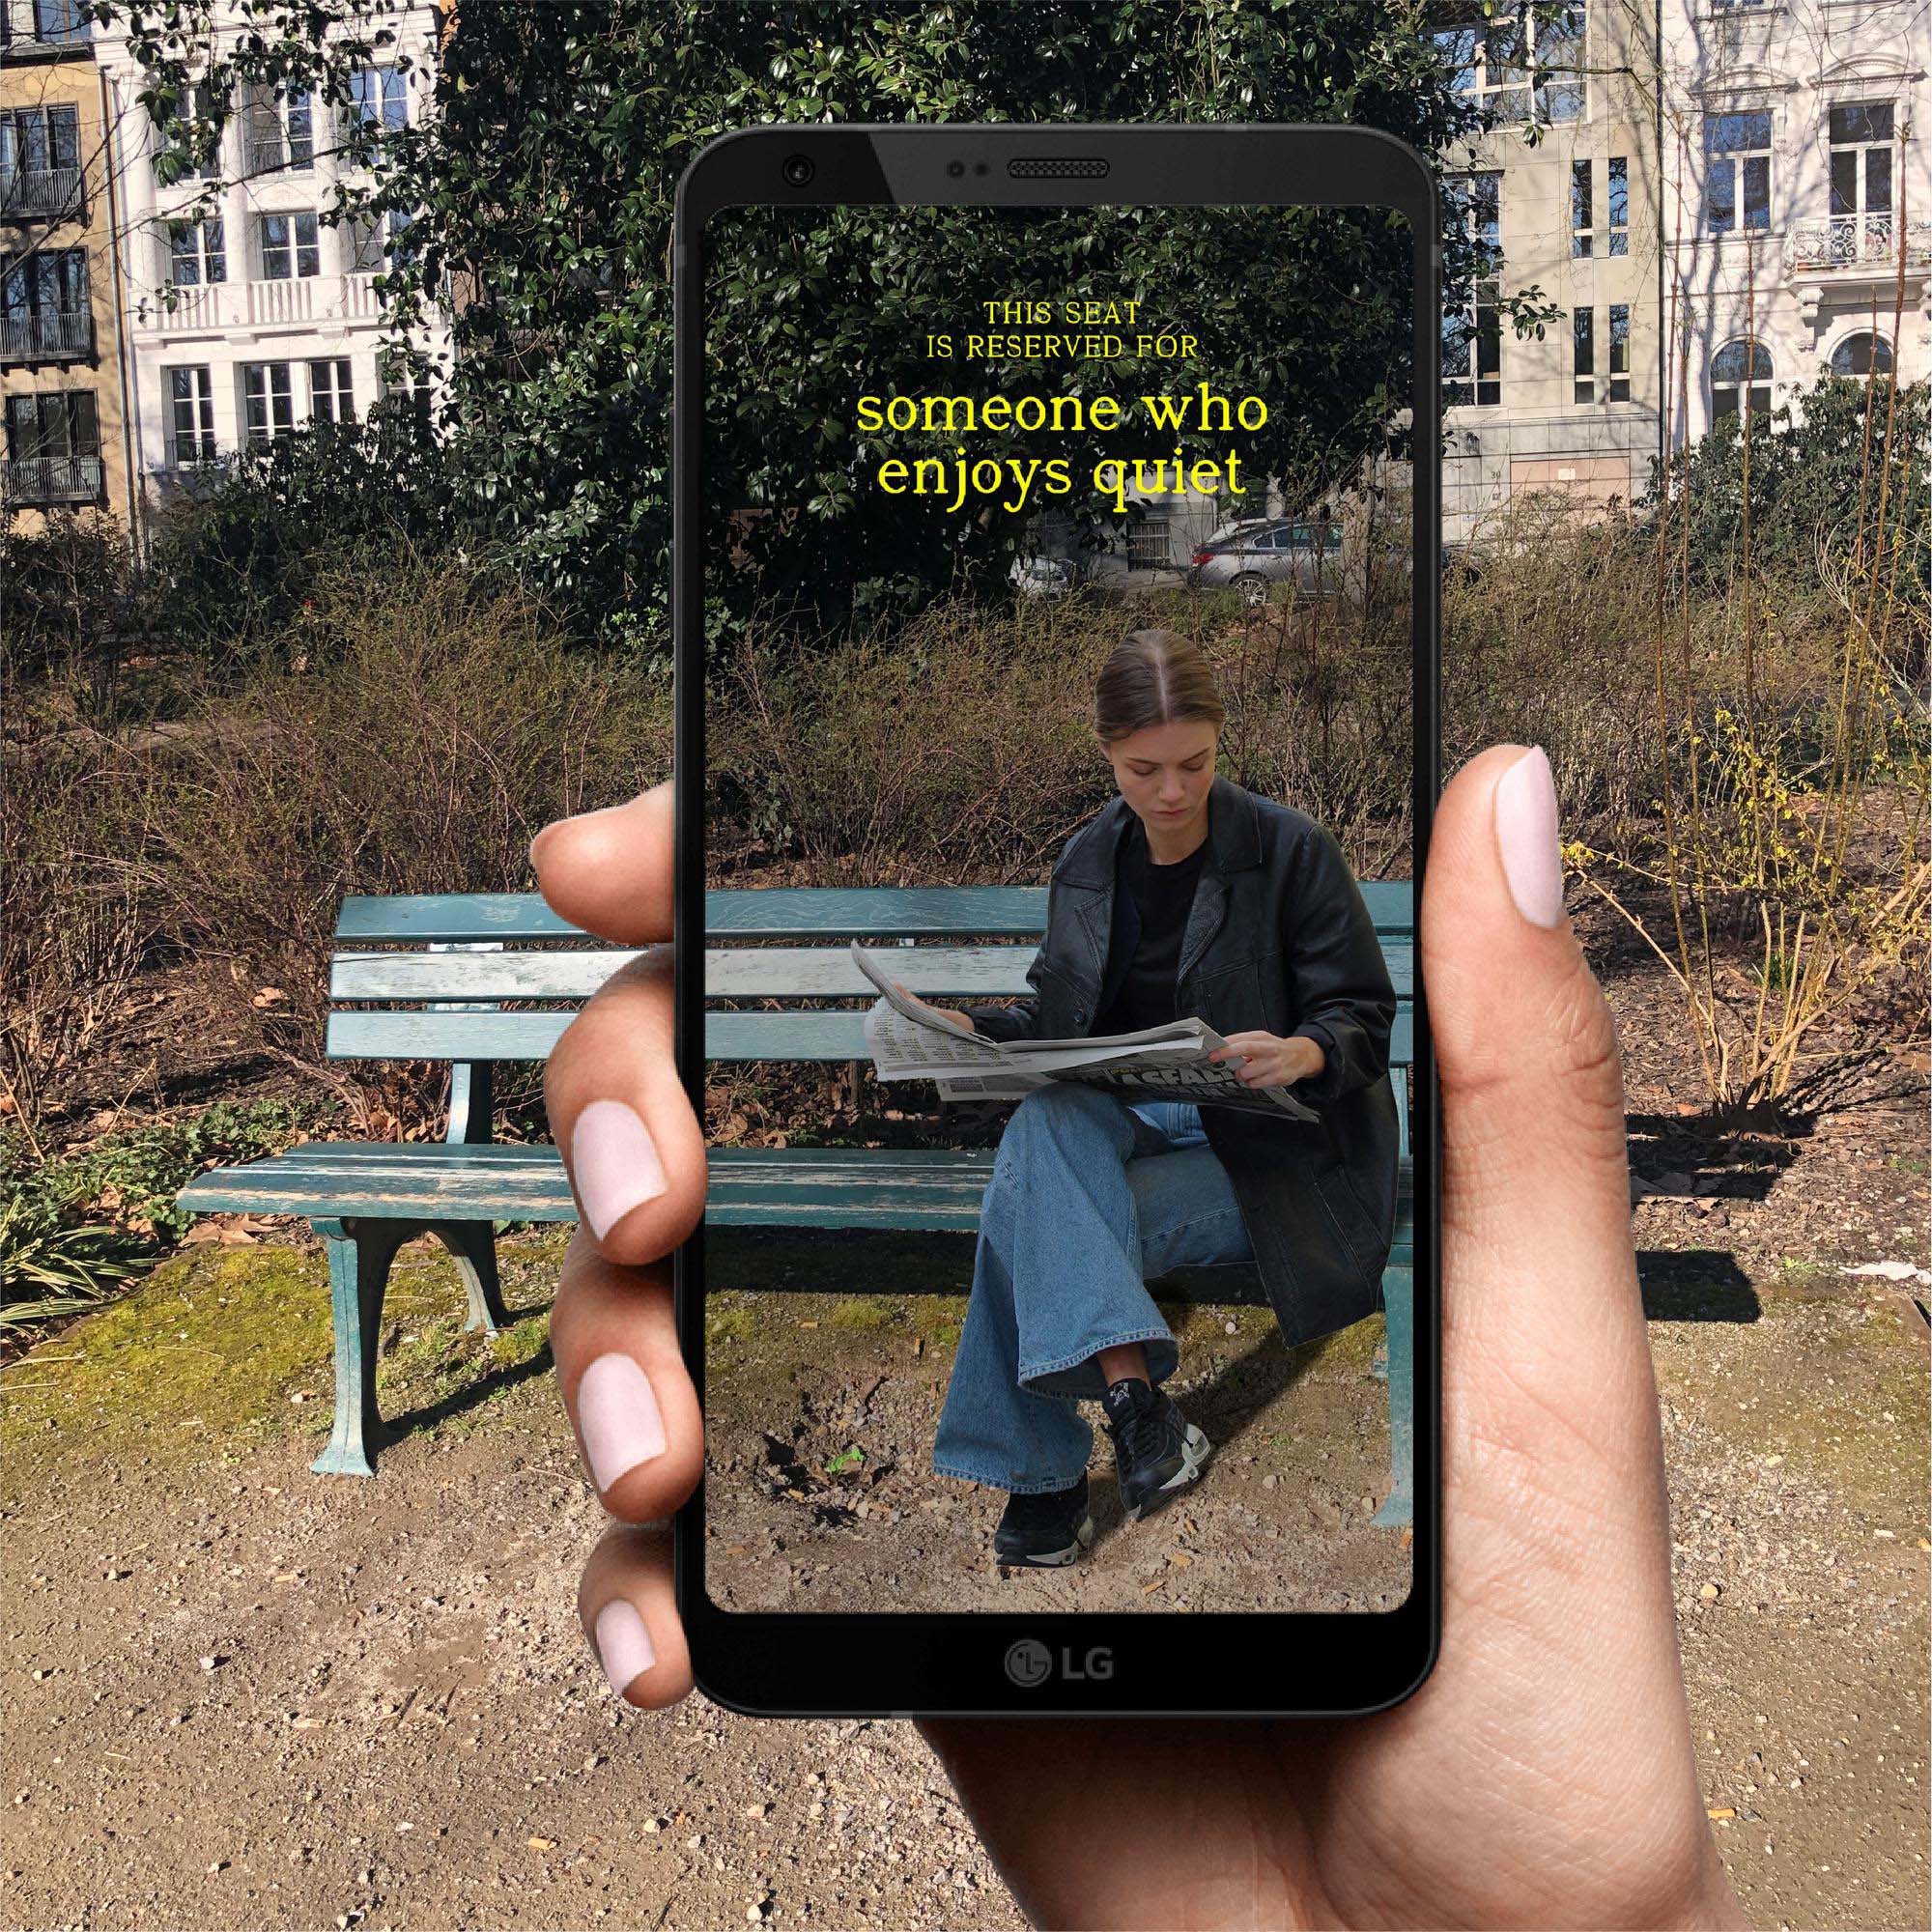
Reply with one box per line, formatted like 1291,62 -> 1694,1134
672,125 -> 1438,1717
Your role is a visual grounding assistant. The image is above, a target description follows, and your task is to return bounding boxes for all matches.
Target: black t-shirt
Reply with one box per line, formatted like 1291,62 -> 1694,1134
1093,818 -> 1208,1036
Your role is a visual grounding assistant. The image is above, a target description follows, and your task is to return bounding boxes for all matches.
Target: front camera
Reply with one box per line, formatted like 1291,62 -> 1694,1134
946,159 -> 965,179
781,154 -> 814,187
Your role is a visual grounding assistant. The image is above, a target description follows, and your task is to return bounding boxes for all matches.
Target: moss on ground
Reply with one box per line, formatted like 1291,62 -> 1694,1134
0,1233 -> 565,1499
826,1295 -> 899,1333
1657,1283 -> 1929,1515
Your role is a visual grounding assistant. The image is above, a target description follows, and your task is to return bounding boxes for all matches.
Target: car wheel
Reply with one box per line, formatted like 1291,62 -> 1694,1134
1232,572 -> 1269,608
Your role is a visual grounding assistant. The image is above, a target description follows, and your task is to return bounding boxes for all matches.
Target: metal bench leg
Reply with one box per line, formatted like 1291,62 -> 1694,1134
428,1220 -> 510,1334
311,1217 -> 410,1478
1371,1266 -> 1413,1530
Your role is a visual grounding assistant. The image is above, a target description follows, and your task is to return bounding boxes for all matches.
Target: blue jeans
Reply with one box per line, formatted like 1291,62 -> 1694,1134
932,1085 -> 1255,1494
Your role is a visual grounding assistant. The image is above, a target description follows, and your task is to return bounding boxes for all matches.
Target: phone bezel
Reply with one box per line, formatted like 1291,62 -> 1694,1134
671,123 -> 1441,1718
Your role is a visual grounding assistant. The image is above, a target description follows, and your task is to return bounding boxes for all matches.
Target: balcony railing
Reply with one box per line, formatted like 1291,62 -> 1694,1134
1788,215 -> 1932,275
1,454 -> 103,505
0,310 -> 93,363
0,165 -> 85,221
132,271 -> 382,335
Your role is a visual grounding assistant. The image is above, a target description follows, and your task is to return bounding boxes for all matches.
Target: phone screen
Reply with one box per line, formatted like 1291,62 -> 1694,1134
691,188 -> 1424,1624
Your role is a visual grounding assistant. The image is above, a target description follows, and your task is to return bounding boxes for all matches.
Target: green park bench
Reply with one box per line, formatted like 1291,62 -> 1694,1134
178,887 -> 1416,1523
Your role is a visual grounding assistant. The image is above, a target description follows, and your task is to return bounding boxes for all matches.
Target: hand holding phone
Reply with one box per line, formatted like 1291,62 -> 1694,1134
531,750 -> 1747,1929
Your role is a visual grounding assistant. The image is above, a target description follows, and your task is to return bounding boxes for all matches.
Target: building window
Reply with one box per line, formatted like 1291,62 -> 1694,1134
1607,304 -> 1630,402
151,81 -> 224,185
378,363 -> 435,436
1711,338 -> 1772,421
28,0 -> 90,44
6,390 -> 98,462
1443,171 -> 1502,409
1830,331 -> 1892,379
1704,111 -> 1772,235
259,212 -> 321,280
348,208 -> 417,273
1829,103 -> 1894,260
242,361 -> 296,442
167,217 -> 226,286
1573,305 -> 1595,403
243,85 -> 315,175
167,364 -> 216,465
0,248 -> 90,361
1571,159 -> 1592,259
1433,3 -> 1584,125
0,102 -> 81,176
384,208 -> 417,270
309,357 -> 355,424
348,66 -> 409,133
1607,156 -> 1629,256
0,103 -> 83,219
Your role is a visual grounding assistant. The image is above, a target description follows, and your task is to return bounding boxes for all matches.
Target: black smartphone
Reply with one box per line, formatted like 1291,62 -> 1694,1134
672,124 -> 1439,1718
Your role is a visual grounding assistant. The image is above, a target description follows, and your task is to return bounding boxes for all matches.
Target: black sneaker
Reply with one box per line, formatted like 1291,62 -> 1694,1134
994,1474 -> 1095,1572
1101,1378 -> 1209,1522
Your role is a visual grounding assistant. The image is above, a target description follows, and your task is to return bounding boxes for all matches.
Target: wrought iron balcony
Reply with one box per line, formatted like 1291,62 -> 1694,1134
1,453 -> 102,505
0,165 -> 85,221
1788,215 -> 1932,276
0,309 -> 93,363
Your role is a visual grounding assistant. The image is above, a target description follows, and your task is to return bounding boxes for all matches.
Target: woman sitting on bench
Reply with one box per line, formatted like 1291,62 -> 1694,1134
896,628 -> 1400,1571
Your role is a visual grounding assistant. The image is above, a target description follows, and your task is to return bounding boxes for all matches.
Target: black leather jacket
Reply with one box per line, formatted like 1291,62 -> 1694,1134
968,776 -> 1401,1348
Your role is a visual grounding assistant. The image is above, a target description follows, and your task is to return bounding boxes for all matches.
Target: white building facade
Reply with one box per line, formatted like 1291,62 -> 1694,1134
1659,0 -> 1930,444
90,3 -> 447,522
1435,1 -> 1666,545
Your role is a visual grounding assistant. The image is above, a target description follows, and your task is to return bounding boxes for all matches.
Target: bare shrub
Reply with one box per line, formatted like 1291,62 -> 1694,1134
714,588 -> 1416,885
2,555 -> 670,1135
716,597 -> 1110,886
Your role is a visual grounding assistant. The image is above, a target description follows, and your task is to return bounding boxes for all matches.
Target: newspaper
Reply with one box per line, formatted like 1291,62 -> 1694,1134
849,942 -> 1318,1122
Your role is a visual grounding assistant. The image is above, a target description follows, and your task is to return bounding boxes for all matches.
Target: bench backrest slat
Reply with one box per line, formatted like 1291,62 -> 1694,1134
331,940 -> 1415,1004
327,1006 -> 1417,1069
326,887 -> 1416,1072
340,883 -> 1415,946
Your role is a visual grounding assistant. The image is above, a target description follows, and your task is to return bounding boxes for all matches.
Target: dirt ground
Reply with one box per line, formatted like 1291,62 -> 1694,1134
700,1260 -> 1410,1615
2,930 -> 1928,1929
3,1022 -> 1928,1929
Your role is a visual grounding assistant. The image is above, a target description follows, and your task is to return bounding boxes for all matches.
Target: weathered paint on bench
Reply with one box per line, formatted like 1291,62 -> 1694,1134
179,887 -> 1417,1516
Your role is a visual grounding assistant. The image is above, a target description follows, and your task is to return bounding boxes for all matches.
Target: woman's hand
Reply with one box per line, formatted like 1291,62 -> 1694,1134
1208,1028 -> 1324,1088
528,751 -> 1749,1932
889,981 -> 977,1036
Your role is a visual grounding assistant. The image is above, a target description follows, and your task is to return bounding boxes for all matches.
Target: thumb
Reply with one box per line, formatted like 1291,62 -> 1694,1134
1425,743 -> 1648,1471
1409,743 -> 1726,1915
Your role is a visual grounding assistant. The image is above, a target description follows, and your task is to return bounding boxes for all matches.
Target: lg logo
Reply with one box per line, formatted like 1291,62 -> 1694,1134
1004,1639 -> 1114,1688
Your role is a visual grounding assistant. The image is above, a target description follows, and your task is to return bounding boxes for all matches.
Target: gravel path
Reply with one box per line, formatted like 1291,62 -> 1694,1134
1,1082 -> 1925,1929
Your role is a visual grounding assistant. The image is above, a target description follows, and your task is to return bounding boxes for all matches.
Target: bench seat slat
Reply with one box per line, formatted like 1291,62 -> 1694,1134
179,1141 -> 1411,1251
327,1007 -> 1416,1067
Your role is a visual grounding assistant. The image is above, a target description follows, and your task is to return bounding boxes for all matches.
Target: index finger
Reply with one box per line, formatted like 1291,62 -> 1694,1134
530,782 -> 673,946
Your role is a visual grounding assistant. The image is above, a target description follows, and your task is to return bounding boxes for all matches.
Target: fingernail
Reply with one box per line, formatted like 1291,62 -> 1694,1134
592,1599 -> 655,1699
577,1352 -> 668,1491
571,1098 -> 668,1239
527,823 -> 554,873
1493,746 -> 1566,929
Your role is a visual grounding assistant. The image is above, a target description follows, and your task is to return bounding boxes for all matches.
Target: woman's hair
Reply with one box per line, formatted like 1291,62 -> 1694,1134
1093,629 -> 1226,745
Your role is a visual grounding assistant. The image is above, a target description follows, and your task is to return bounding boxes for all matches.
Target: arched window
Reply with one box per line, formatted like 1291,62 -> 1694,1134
1711,338 -> 1773,421
1830,331 -> 1892,378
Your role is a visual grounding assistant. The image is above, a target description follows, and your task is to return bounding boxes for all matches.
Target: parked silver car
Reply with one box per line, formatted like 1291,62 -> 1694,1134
1186,519 -> 1344,606
1009,553 -> 1078,598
